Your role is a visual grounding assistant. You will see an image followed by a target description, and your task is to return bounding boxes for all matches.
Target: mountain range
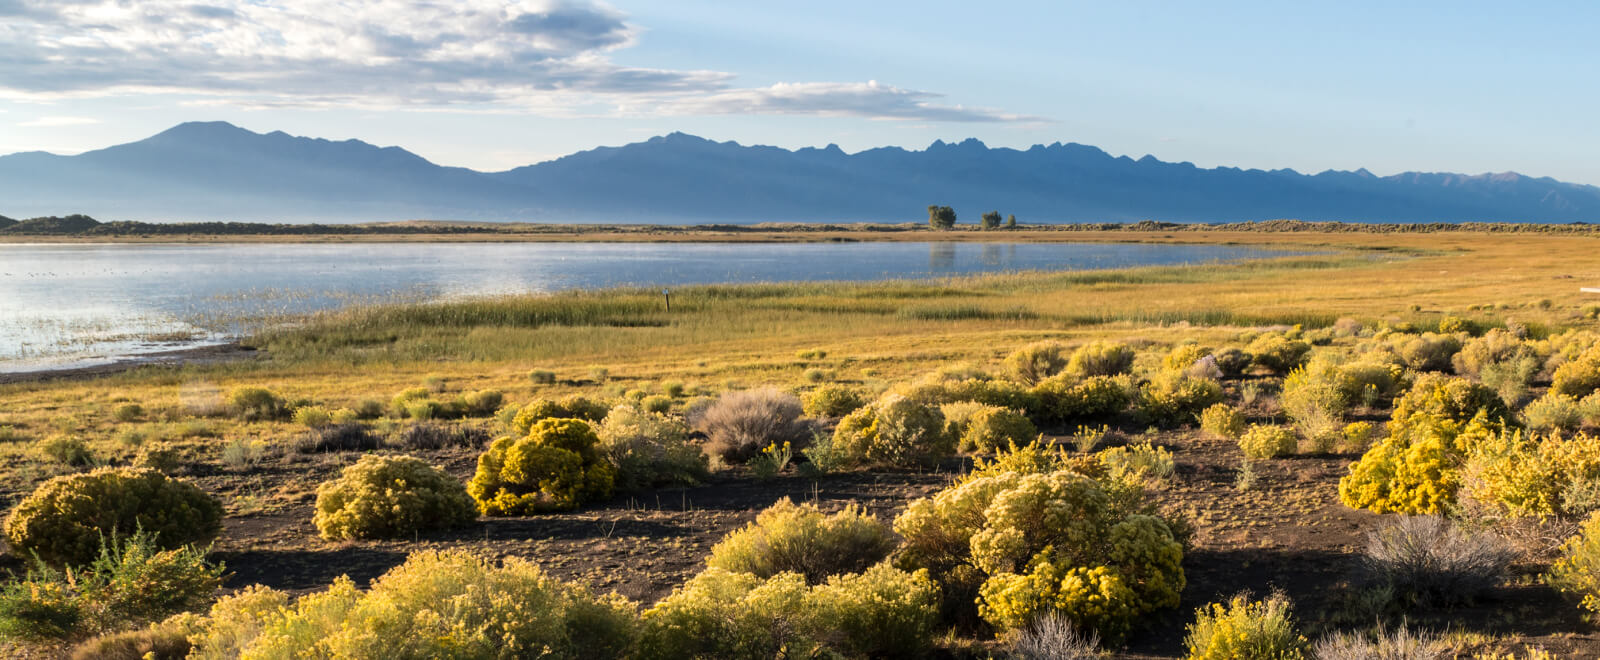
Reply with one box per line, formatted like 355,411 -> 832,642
1,121 -> 1597,224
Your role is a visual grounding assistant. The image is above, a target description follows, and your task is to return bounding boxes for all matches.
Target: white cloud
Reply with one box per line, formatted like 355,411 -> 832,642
0,0 -> 1043,123
17,115 -> 101,127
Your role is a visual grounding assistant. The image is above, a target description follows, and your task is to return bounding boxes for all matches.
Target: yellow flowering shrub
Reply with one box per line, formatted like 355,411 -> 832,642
1246,334 -> 1311,375
1199,403 -> 1246,440
1031,374 -> 1134,424
1553,346 -> 1600,398
468,418 -> 616,515
1183,592 -> 1308,660
831,393 -> 954,466
1238,425 -> 1298,460
4,467 -> 223,567
1139,373 -> 1225,428
1466,430 -> 1600,519
1339,375 -> 1512,514
180,550 -> 636,660
1163,344 -> 1213,372
636,564 -> 938,660
801,384 -> 866,418
960,406 -> 1038,452
510,395 -> 610,435
1066,341 -> 1137,377
1549,513 -> 1600,615
894,468 -> 1184,641
706,498 -> 895,584
1004,341 -> 1070,385
312,455 -> 476,541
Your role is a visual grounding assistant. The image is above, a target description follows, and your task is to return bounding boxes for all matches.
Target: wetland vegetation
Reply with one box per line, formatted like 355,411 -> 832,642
1,228 -> 1599,658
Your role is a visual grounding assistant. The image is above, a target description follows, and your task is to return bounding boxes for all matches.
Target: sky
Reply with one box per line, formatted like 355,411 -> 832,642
0,1 -> 1596,183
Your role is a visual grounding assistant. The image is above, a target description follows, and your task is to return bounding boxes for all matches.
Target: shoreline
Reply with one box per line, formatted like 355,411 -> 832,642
0,342 -> 257,385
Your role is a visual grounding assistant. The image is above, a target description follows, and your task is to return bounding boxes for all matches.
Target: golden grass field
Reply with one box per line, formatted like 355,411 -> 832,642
3,228 -> 1599,658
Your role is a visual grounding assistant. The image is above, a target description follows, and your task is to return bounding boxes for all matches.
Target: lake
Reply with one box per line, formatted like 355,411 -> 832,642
0,241 -> 1296,372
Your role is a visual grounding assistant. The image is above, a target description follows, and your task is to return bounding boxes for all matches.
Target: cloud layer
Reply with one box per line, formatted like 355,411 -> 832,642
0,0 -> 1035,122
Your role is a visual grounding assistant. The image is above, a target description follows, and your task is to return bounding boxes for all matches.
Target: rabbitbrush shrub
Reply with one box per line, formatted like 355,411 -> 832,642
832,393 -> 954,466
313,455 -> 476,541
801,384 -> 866,418
1066,341 -> 1136,377
1238,424 -> 1297,460
1246,334 -> 1311,375
0,530 -> 222,642
226,387 -> 288,422
1465,429 -> 1600,519
692,387 -> 809,463
179,550 -> 637,660
510,395 -> 611,434
1138,373 -> 1225,428
1550,512 -> 1600,614
706,498 -> 895,584
1339,375 -> 1513,514
1360,515 -> 1512,607
1199,403 -> 1246,440
1004,341 -> 1070,385
469,418 -> 616,515
636,564 -> 939,660
5,467 -> 223,567
1552,346 -> 1600,398
595,403 -> 708,492
960,406 -> 1038,452
894,459 -> 1185,642
1182,592 -> 1308,660
1031,374 -> 1134,424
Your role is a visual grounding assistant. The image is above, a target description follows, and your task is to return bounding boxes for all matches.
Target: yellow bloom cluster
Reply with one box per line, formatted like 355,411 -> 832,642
467,418 -> 616,515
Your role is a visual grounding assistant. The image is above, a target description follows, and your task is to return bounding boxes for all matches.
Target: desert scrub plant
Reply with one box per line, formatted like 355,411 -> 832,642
293,423 -> 381,453
69,623 -> 194,660
1138,372 -> 1225,428
1339,375 -> 1514,514
1552,346 -> 1600,398
895,467 -> 1185,641
1066,340 -> 1136,377
1395,332 -> 1464,372
959,406 -> 1038,452
1182,592 -> 1308,660
640,394 -> 673,414
832,393 -> 954,467
1311,624 -> 1453,660
595,404 -> 708,492
459,389 -> 505,417
1163,343 -> 1213,372
509,394 -> 612,434
1213,347 -> 1254,379
468,418 -> 616,515
1464,429 -> 1600,520
1199,403 -> 1246,440
0,529 -> 222,642
527,368 -> 558,384
1342,421 -> 1375,451
1523,393 -> 1583,432
1032,374 -> 1134,425
226,386 -> 288,422
1280,360 -> 1356,443
4,467 -> 223,567
1549,511 -> 1600,614
1099,442 -> 1176,484
1247,333 -> 1311,375
1007,612 -> 1101,660
290,405 -> 332,428
1004,341 -> 1070,385
705,498 -> 895,583
691,387 -> 810,463
313,454 -> 477,541
801,384 -> 866,418
40,434 -> 93,466
892,376 -> 1044,417
1238,424 -> 1298,460
636,564 -> 939,660
1359,515 -> 1512,607
179,549 -> 638,659
132,442 -> 182,474
111,403 -> 144,423
397,422 -> 490,450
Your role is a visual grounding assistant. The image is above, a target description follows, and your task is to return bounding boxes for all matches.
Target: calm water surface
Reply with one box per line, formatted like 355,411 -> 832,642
0,241 -> 1295,371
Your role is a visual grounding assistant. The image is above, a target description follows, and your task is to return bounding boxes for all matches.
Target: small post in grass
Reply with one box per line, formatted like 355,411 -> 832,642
663,288 -> 671,312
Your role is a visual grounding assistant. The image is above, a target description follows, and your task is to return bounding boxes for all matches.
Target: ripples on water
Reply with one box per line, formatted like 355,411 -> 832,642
0,241 -> 1294,371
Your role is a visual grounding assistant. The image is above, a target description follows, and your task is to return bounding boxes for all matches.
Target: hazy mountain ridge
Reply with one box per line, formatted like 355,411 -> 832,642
1,121 -> 1596,223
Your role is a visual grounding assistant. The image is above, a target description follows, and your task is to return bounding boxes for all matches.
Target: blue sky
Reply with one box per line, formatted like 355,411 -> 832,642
1,1 -> 1594,183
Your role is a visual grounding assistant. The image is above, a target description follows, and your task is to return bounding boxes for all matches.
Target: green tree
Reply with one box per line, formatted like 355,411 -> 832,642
926,205 -> 956,230
1006,214 -> 1017,229
980,211 -> 1002,230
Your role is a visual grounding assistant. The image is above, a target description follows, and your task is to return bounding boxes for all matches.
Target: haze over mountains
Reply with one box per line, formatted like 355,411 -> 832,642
1,121 -> 1597,224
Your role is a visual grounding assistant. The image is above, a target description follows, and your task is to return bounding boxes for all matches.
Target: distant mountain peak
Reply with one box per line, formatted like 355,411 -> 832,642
0,122 -> 1597,224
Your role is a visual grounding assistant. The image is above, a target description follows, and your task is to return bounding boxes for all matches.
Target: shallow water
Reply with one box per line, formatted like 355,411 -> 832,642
0,241 -> 1294,371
